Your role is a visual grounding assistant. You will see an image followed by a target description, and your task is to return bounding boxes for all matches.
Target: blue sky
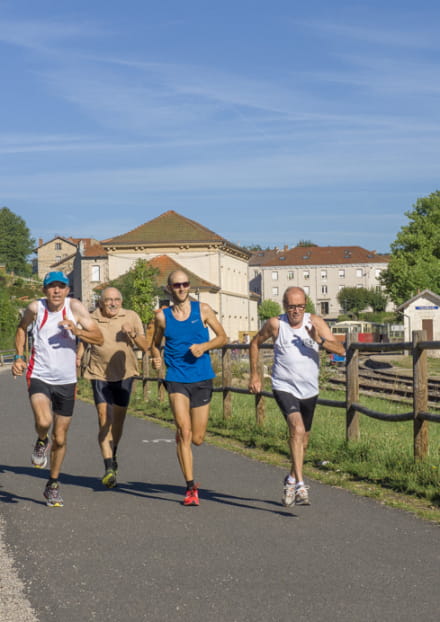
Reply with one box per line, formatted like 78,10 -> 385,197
1,1 -> 439,253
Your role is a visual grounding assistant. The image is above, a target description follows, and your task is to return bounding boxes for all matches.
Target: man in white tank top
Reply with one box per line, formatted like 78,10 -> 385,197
11,271 -> 103,507
249,287 -> 345,507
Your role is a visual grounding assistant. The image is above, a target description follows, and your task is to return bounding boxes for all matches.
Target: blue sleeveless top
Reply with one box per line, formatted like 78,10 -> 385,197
163,301 -> 215,382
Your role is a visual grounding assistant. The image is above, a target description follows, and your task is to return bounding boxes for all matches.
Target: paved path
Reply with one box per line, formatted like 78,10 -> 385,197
0,370 -> 439,622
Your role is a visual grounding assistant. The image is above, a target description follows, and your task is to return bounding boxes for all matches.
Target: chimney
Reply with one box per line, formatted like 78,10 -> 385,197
39,238 -> 43,247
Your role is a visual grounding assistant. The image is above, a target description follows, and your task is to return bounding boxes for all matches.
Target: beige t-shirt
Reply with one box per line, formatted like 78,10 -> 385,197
84,308 -> 144,381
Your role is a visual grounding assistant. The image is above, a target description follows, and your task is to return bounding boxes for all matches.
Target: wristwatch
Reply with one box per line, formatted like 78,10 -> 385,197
14,354 -> 26,360
320,337 -> 326,347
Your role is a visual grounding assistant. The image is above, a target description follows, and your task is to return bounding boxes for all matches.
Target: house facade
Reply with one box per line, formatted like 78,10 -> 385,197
101,211 -> 259,341
250,245 -> 391,318
34,236 -> 77,280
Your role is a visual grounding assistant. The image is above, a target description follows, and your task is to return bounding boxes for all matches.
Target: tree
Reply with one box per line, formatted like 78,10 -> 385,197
258,299 -> 282,322
0,288 -> 19,348
367,288 -> 388,313
296,240 -> 317,247
380,191 -> 440,305
107,259 -> 160,326
0,207 -> 35,275
337,287 -> 370,318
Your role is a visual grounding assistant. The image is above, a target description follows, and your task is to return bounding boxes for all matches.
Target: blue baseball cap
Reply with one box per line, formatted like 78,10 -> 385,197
43,271 -> 70,287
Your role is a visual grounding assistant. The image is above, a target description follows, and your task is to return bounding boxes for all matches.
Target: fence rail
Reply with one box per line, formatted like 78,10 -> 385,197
142,329 -> 440,461
0,350 -> 15,366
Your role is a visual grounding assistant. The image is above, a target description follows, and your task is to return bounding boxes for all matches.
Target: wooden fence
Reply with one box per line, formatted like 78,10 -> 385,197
142,330 -> 440,461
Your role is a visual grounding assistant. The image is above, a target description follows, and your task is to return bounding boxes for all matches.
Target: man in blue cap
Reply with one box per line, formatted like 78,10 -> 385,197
11,271 -> 103,507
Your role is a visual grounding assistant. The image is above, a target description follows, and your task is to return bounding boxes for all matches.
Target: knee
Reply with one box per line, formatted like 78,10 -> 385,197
52,432 -> 66,450
177,428 -> 192,445
289,426 -> 306,443
192,434 -> 204,446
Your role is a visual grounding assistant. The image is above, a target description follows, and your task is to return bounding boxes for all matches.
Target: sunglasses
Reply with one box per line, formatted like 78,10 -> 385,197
171,281 -> 190,289
286,304 -> 306,311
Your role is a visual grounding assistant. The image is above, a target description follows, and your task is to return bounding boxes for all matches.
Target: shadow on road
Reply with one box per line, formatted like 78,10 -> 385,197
0,463 -> 296,517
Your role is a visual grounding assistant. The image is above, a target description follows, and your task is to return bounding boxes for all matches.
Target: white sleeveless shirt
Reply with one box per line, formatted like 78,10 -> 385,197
271,312 -> 320,399
27,298 -> 77,385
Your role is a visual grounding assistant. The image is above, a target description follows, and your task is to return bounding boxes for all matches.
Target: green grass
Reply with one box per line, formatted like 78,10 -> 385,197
77,378 -> 440,521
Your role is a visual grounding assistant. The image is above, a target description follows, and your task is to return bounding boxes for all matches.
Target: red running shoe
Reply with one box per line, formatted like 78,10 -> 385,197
183,485 -> 199,506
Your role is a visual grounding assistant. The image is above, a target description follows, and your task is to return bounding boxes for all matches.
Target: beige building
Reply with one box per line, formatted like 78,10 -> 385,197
397,289 -> 440,358
102,211 -> 258,341
250,245 -> 391,318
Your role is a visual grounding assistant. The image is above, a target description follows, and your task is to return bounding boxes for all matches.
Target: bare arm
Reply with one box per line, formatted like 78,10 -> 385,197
120,312 -> 150,353
12,302 -> 38,377
61,299 -> 104,346
306,315 -> 346,356
150,312 -> 165,369
248,317 -> 279,393
189,303 -> 227,358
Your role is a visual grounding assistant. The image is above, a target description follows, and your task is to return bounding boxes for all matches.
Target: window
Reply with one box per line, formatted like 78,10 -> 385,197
356,268 -> 363,278
321,285 -> 328,295
272,271 -> 278,280
339,269 -> 345,278
272,286 -> 279,296
288,271 -> 294,280
303,285 -> 310,295
338,285 -> 345,291
91,265 -> 101,282
303,271 -> 310,280
320,302 -> 329,315
254,270 -> 259,278
321,270 -> 327,280
55,256 -> 61,262
55,242 -> 62,250
375,269 -> 382,278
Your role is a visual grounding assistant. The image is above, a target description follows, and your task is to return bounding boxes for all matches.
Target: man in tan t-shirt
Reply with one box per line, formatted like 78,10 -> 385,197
79,287 -> 149,488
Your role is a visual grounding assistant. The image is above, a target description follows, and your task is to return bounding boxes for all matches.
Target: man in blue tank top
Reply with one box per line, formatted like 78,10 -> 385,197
249,287 -> 345,508
151,270 -> 227,506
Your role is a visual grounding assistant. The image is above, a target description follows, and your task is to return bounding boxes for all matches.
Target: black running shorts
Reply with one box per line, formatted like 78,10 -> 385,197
272,390 -> 318,432
164,379 -> 213,408
28,378 -> 76,417
91,378 -> 134,408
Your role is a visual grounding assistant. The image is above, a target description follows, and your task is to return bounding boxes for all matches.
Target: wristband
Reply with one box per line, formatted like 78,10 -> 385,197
320,337 -> 326,347
14,354 -> 26,360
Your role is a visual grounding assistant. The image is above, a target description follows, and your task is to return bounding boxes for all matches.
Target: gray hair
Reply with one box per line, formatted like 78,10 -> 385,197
100,287 -> 123,304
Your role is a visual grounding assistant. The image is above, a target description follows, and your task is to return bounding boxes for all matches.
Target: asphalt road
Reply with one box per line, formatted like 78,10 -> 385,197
0,369 -> 439,622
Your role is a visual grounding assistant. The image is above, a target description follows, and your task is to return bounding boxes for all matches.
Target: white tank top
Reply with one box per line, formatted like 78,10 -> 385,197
271,312 -> 320,399
27,298 -> 77,385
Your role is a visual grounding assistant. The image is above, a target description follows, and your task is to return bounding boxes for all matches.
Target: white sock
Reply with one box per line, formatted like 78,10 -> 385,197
295,481 -> 304,489
287,475 -> 296,484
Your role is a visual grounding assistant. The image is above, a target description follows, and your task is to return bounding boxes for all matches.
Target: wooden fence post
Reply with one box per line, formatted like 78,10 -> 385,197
412,330 -> 428,460
346,333 -> 360,441
222,346 -> 232,419
255,348 -> 265,425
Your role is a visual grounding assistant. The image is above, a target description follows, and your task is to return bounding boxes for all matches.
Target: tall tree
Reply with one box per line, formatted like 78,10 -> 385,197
380,191 -> 440,304
0,207 -> 35,275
